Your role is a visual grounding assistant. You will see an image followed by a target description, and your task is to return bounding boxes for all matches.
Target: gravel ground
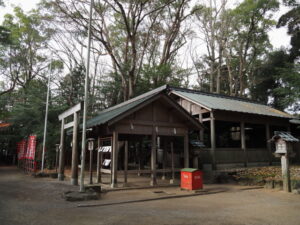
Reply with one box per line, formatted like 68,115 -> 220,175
1,166 -> 300,225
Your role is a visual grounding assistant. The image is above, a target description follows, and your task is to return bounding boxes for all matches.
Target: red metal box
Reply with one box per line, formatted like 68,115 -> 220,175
181,168 -> 203,190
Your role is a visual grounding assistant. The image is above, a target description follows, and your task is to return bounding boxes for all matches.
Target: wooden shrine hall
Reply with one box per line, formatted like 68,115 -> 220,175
58,86 -> 203,188
57,85 -> 296,188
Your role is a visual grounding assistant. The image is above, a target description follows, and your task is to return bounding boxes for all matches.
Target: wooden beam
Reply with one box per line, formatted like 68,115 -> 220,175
64,121 -> 74,130
111,130 -> 118,188
58,119 -> 65,181
119,120 -> 186,128
241,122 -> 247,167
70,112 -> 79,185
58,103 -> 81,121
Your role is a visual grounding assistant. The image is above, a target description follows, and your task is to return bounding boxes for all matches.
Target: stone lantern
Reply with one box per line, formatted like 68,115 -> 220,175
271,131 -> 299,192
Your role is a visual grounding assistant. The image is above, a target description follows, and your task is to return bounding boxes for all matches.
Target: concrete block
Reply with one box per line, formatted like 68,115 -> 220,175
292,189 -> 300,195
63,188 -> 99,201
264,180 -> 274,189
274,180 -> 283,190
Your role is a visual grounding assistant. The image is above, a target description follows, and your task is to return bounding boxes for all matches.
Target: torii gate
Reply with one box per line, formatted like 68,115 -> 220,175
58,103 -> 81,185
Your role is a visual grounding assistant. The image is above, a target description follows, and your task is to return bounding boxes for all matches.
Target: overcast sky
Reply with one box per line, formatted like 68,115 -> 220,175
0,0 -> 292,49
0,0 -> 290,48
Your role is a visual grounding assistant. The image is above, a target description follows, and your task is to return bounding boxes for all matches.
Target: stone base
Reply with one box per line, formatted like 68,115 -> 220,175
110,183 -> 118,188
58,174 -> 64,181
150,180 -> 157,186
63,189 -> 99,202
71,178 -> 78,186
122,183 -> 129,187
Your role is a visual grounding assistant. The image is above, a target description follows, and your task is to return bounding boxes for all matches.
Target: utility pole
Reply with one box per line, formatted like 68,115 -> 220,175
80,0 -> 94,192
41,56 -> 52,172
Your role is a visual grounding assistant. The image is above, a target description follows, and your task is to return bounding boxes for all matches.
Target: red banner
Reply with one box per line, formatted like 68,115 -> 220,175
26,135 -> 37,160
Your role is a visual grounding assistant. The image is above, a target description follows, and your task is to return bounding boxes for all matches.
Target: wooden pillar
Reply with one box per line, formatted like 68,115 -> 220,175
281,154 -> 291,192
210,111 -> 216,170
58,119 -> 65,181
266,124 -> 272,165
184,133 -> 189,168
124,140 -> 128,186
193,156 -> 199,169
138,141 -> 142,176
199,108 -> 204,142
111,131 -> 118,188
241,122 -> 247,167
71,112 -> 79,185
89,149 -> 93,184
150,132 -> 157,186
162,139 -> 167,180
96,138 -> 101,183
170,141 -> 175,184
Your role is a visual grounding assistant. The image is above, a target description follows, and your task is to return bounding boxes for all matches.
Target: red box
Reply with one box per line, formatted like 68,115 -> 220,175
181,168 -> 203,190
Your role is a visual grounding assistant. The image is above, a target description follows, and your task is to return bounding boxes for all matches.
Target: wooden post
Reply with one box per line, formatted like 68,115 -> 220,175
124,140 -> 128,186
199,108 -> 204,142
210,111 -> 216,170
281,154 -> 291,192
150,132 -> 157,186
111,131 -> 118,188
193,156 -> 199,169
138,142 -> 142,176
170,141 -> 175,184
241,122 -> 247,167
55,144 -> 59,173
96,138 -> 101,183
162,139 -> 167,180
71,112 -> 79,185
58,119 -> 65,181
89,149 -> 93,184
266,124 -> 272,165
184,133 -> 189,168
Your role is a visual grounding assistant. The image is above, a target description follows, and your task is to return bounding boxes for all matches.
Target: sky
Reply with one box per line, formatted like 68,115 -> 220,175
0,0 -> 291,49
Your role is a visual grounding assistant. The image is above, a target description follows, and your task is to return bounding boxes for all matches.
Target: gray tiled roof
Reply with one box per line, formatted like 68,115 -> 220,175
171,88 -> 293,119
86,85 -> 167,128
273,131 -> 299,142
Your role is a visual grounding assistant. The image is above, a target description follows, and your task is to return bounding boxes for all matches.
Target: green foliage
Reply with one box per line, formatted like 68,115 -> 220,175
277,0 -> 300,61
0,6 -> 54,93
58,65 -> 86,107
252,50 -> 300,110
8,79 -> 63,163
136,64 -> 184,96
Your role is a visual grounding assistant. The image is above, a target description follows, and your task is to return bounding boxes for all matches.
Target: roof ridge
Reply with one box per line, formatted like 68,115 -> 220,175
98,85 -> 168,115
169,86 -> 266,105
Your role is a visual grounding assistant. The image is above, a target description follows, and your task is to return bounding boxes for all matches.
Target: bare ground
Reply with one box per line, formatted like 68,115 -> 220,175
0,166 -> 300,225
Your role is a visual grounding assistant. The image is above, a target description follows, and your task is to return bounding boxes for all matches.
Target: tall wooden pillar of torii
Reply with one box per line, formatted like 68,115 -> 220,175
58,103 -> 82,185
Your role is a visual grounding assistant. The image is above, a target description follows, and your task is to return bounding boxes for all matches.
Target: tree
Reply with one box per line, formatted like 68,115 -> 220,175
193,0 -> 279,97
43,0 -> 196,101
277,0 -> 300,61
252,50 -> 300,111
0,7 -> 54,95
